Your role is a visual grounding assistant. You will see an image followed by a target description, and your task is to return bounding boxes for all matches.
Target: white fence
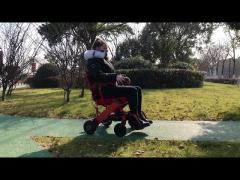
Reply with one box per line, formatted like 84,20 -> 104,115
0,83 -> 29,91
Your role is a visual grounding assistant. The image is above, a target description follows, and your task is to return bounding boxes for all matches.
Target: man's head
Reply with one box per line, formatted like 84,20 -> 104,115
91,38 -> 109,59
91,38 -> 108,50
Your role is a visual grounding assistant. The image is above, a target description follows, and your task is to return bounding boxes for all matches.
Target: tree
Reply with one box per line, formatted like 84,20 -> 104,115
32,63 -> 59,88
0,23 -> 42,101
199,43 -> 230,77
224,27 -> 240,78
114,23 -> 143,61
139,23 -> 215,67
115,38 -> 142,61
227,23 -> 240,30
43,33 -> 82,102
220,43 -> 231,78
38,23 -> 133,98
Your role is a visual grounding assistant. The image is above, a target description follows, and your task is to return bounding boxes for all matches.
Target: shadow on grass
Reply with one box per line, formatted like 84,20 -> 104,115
218,108 -> 240,121
189,120 -> 240,157
20,125 -> 149,158
191,121 -> 240,142
20,149 -> 54,158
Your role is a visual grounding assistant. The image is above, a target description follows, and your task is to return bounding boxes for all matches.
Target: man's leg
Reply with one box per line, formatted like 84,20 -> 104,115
102,86 -> 150,128
135,86 -> 142,114
102,86 -> 138,114
135,86 -> 153,124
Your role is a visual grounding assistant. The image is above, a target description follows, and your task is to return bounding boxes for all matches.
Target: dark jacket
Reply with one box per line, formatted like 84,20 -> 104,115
86,58 -> 117,99
87,58 -> 117,84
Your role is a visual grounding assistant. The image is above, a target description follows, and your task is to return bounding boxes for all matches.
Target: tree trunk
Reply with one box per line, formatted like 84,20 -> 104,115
216,62 -> 219,77
1,85 -> 7,101
78,60 -> 85,98
79,77 -> 85,98
79,85 -> 85,98
209,66 -> 213,76
66,90 -> 70,102
64,89 -> 71,102
7,84 -> 13,96
229,59 -> 232,78
233,59 -> 236,78
233,47 -> 236,78
222,60 -> 226,77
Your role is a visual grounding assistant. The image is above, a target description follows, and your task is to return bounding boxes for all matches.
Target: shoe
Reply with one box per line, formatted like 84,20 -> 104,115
128,112 -> 149,130
140,120 -> 150,127
140,111 -> 153,124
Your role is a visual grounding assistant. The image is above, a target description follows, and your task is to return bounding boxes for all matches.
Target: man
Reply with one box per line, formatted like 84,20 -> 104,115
84,38 -> 152,129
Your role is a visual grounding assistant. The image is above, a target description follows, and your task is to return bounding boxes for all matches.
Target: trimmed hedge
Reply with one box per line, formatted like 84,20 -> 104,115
117,69 -> 204,88
25,76 -> 59,88
205,78 -> 238,85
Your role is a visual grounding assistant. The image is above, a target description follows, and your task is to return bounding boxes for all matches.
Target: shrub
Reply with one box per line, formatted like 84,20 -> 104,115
35,63 -> 59,78
114,56 -> 153,70
24,76 -> 34,88
205,78 -> 238,84
117,68 -> 204,89
31,63 -> 60,88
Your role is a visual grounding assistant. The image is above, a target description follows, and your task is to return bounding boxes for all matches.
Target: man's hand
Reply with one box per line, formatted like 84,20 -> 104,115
116,74 -> 126,85
117,74 -> 131,85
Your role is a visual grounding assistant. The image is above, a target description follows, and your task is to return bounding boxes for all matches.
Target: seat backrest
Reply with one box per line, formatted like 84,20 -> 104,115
84,72 -> 127,106
84,72 -> 100,101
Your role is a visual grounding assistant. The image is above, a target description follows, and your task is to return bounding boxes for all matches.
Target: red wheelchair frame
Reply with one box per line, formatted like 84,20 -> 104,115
83,72 -> 133,137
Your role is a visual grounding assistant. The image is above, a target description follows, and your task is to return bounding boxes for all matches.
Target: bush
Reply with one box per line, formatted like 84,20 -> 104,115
114,56 -> 152,70
169,61 -> 196,71
31,63 -> 60,88
24,76 -> 34,88
35,63 -> 59,79
117,69 -> 204,89
31,76 -> 60,88
205,78 -> 238,85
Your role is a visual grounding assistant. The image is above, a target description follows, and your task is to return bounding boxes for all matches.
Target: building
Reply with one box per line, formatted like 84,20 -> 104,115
205,58 -> 240,79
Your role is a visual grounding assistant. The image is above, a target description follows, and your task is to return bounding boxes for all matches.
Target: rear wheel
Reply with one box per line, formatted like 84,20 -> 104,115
114,123 -> 127,137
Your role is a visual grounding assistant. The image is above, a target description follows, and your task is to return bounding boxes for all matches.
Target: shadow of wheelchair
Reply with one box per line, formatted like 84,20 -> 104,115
20,124 -> 149,158
78,124 -> 149,141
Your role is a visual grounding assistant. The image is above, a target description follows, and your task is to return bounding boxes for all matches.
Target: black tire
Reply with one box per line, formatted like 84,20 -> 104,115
114,123 -> 127,137
84,120 -> 97,135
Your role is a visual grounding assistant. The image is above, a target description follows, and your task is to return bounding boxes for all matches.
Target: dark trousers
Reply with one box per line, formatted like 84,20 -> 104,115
102,85 -> 142,114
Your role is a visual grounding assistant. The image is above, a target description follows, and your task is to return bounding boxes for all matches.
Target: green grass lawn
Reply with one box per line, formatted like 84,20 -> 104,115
1,82 -> 240,121
33,136 -> 240,157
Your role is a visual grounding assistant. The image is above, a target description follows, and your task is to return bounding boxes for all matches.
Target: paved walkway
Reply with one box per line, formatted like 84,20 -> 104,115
1,114 -> 240,157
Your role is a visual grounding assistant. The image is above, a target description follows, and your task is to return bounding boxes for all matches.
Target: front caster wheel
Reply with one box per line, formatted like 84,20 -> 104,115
114,123 -> 127,137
